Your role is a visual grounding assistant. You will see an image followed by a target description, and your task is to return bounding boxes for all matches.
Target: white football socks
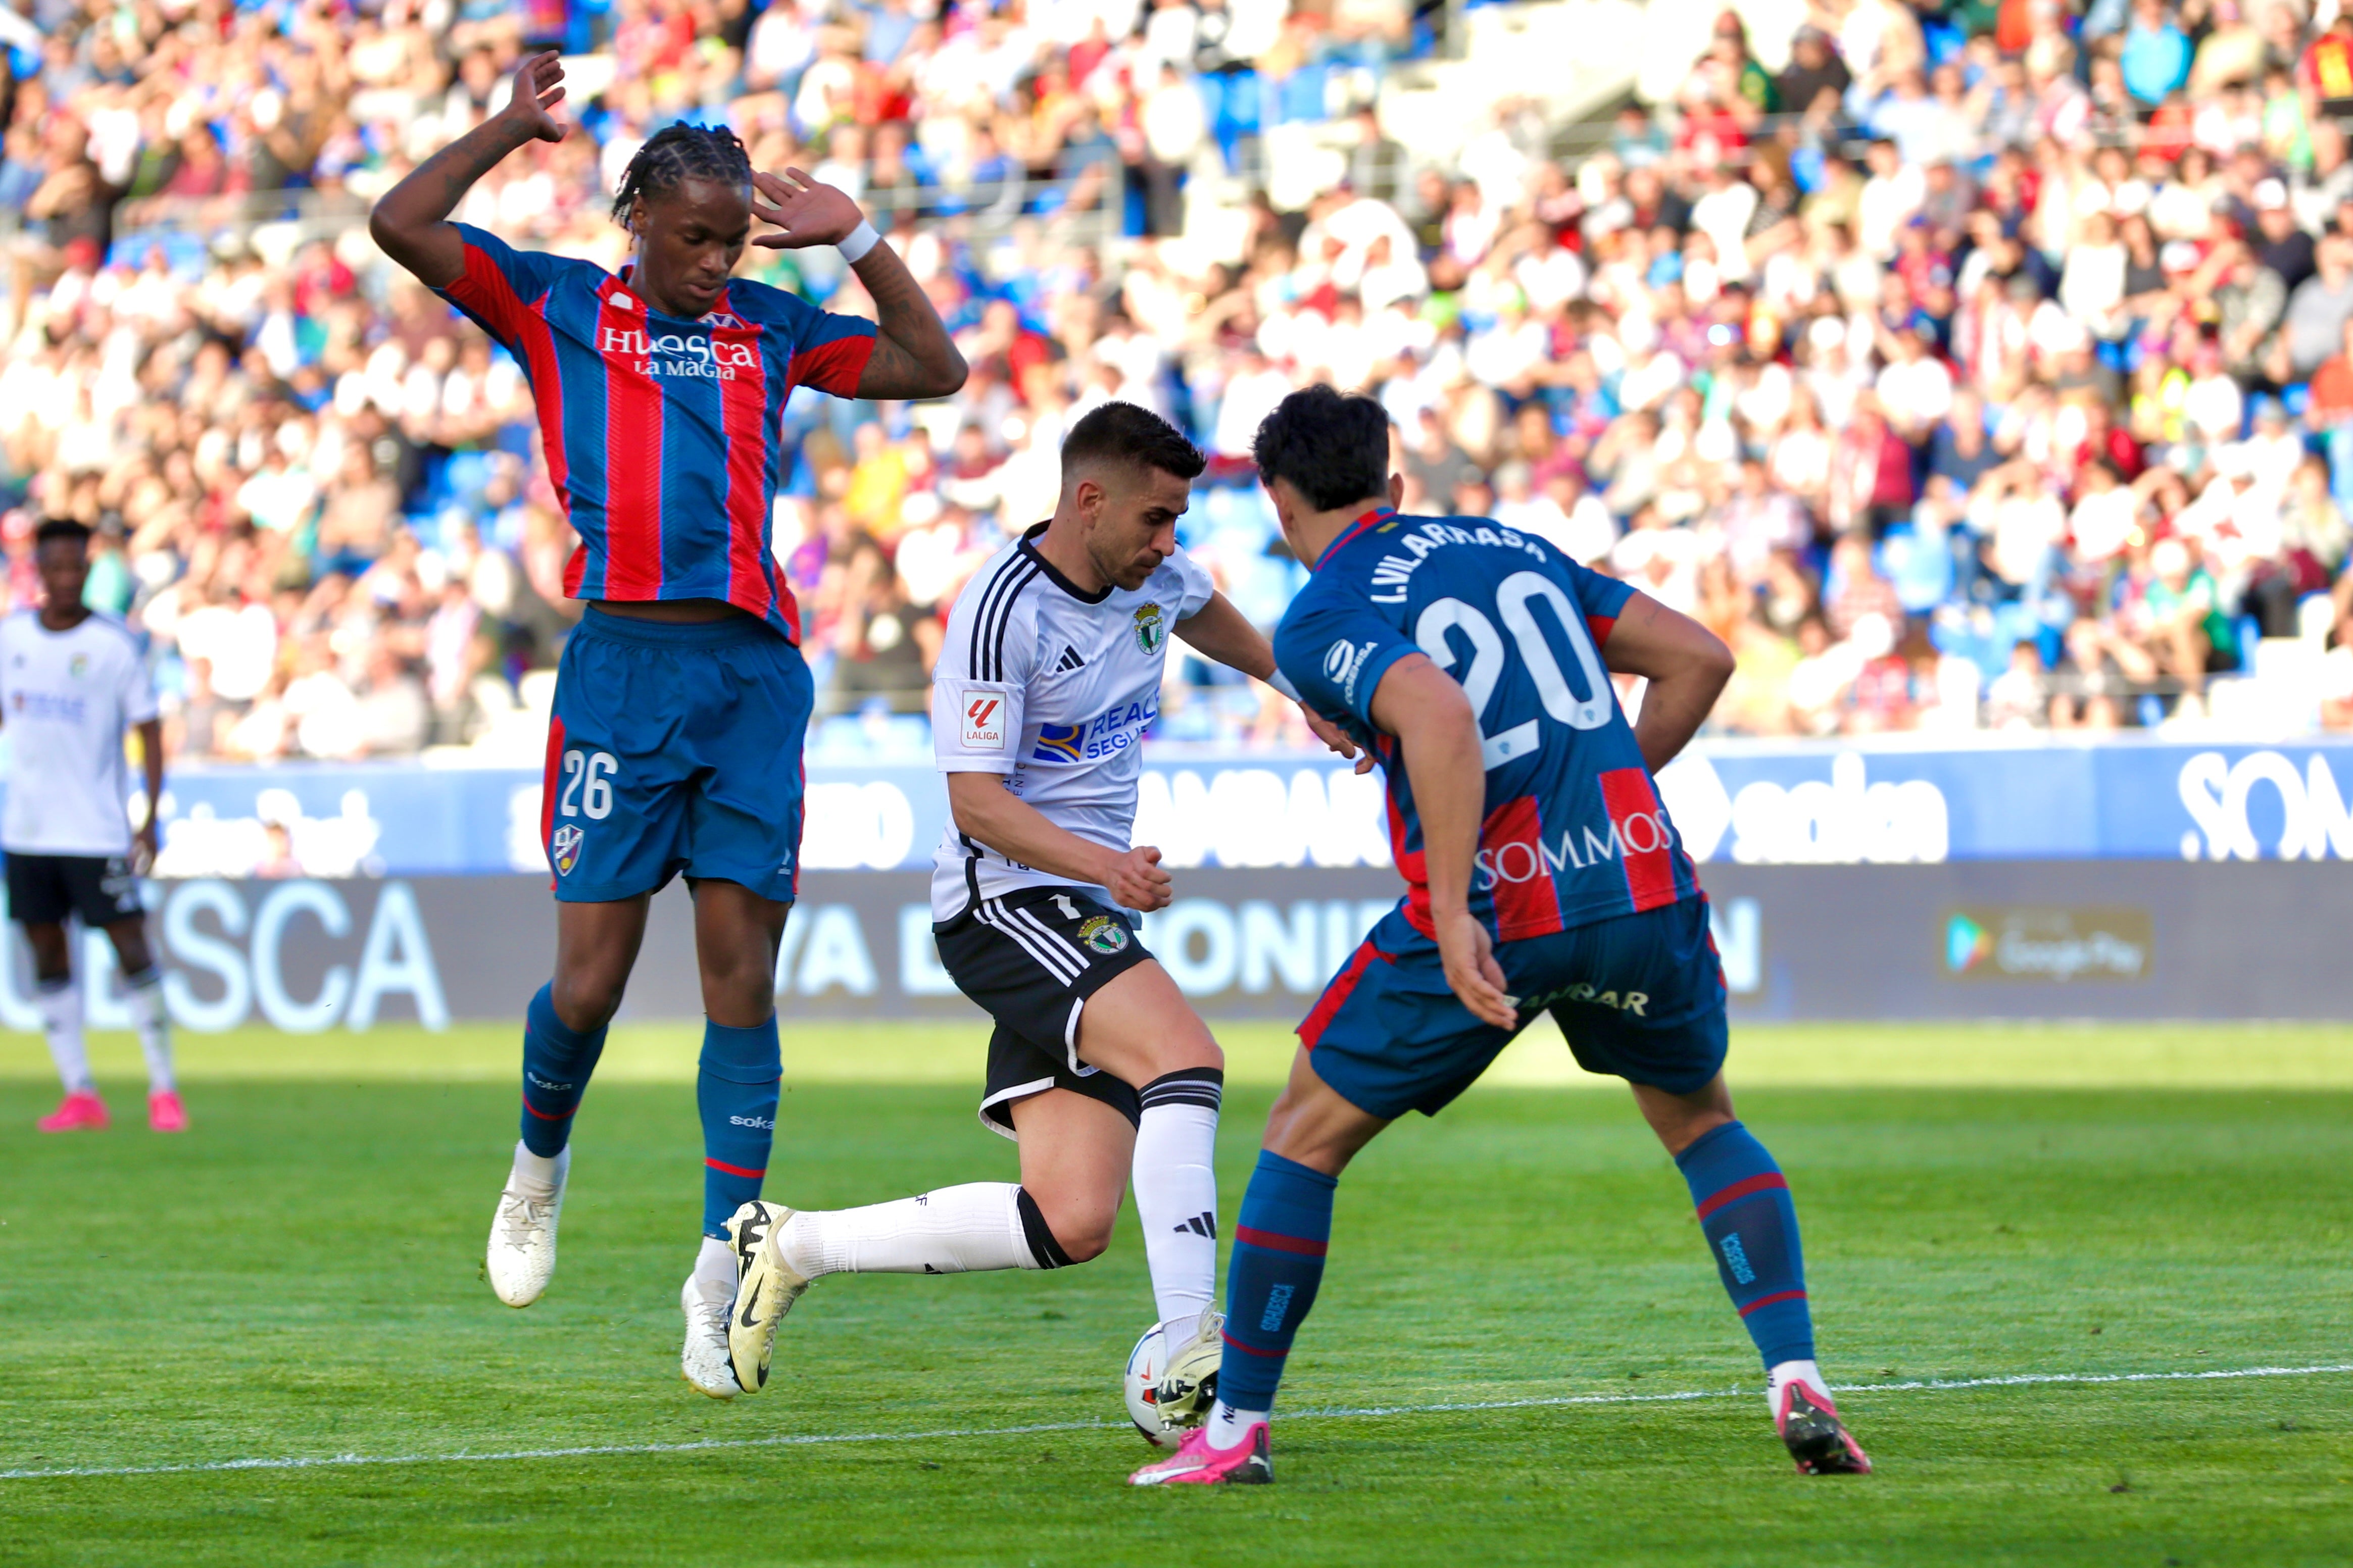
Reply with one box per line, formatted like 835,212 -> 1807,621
1208,1399 -> 1268,1450
36,978 -> 91,1094
1133,1071 -> 1222,1335
123,968 -> 175,1092
779,1182 -> 1044,1277
1766,1358 -> 1828,1420
511,1140 -> 568,1193
690,1234 -> 736,1304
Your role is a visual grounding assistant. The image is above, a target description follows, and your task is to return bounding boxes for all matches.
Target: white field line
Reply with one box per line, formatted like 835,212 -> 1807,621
3,1362 -> 2346,1483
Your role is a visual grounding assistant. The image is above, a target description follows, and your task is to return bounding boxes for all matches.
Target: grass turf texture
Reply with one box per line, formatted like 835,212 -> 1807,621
0,1025 -> 2347,1566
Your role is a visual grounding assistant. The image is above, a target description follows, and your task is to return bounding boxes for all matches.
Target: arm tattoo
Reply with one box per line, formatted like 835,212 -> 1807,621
372,119 -> 531,286
852,245 -> 963,399
857,334 -> 936,400
413,122 -> 531,223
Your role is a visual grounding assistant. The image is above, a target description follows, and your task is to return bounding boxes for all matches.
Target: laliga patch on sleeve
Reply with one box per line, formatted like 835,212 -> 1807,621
959,688 -> 1006,750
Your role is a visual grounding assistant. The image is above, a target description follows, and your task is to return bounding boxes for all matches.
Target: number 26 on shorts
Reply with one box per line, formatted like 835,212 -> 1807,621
557,748 -> 618,820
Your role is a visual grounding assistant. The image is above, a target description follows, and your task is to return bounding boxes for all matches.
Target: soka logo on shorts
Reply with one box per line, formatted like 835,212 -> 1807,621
1076,914 -> 1131,955
960,689 -> 1006,750
550,823 -> 584,876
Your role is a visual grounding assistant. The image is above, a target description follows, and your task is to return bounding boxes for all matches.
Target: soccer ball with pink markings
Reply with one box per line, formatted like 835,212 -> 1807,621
1123,1323 -> 1183,1449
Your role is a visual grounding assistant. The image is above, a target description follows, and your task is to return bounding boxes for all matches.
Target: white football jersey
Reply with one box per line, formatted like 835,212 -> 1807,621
930,523 -> 1215,922
0,610 -> 158,856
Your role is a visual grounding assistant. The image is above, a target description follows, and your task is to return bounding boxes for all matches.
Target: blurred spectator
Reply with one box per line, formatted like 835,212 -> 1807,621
2,0 -> 2349,766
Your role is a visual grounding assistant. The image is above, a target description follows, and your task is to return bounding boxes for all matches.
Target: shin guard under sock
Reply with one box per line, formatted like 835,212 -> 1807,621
1674,1120 -> 1816,1369
519,984 -> 606,1157
1133,1068 -> 1222,1332
36,977 -> 91,1094
1217,1150 -> 1338,1412
779,1183 -> 1063,1276
123,967 -> 174,1092
699,1015 -> 781,1239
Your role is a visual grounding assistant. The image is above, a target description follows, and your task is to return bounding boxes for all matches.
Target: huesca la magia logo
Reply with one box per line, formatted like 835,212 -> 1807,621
1133,602 -> 1165,655
551,823 -> 584,876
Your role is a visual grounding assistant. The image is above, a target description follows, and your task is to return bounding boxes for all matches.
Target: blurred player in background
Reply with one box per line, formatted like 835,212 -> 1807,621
723,403 -> 1364,1413
1,520 -> 182,1134
1133,388 -> 1870,1487
368,52 -> 965,1395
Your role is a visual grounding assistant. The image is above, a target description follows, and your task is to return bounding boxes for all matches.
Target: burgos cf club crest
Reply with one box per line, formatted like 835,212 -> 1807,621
550,824 -> 584,877
1133,602 -> 1165,654
1076,915 -> 1131,955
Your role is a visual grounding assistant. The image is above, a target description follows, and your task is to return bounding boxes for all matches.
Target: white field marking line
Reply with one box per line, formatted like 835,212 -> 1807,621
3,1362 -> 2346,1483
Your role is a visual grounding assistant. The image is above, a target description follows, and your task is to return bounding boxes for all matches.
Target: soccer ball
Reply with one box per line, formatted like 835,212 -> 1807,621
1123,1322 -> 1184,1449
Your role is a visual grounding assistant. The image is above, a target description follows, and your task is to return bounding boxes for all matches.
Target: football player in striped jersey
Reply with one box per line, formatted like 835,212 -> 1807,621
370,51 -> 965,1394
1134,386 -> 1870,1486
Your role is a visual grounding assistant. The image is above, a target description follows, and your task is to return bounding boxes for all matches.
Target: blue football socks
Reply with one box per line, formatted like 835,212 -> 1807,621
698,1015 -> 782,1239
1674,1121 -> 1816,1369
1217,1150 -> 1339,1413
518,983 -> 607,1158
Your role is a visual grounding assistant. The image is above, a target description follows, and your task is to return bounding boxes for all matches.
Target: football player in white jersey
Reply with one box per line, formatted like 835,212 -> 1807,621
0,520 -> 183,1133
724,403 -> 1361,1420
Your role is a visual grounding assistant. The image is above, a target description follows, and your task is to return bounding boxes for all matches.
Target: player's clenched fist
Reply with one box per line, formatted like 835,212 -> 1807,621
1102,845 -> 1173,912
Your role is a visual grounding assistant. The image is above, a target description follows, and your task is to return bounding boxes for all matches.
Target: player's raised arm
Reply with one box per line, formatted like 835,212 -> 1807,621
369,51 -> 569,287
1596,591 -> 1737,775
1365,655 -> 1515,1030
1174,590 -> 1367,771
750,169 -> 966,399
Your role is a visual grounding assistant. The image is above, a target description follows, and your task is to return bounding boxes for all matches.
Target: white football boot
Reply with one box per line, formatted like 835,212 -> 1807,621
724,1200 -> 810,1394
484,1144 -> 568,1308
1153,1311 -> 1226,1427
680,1268 -> 741,1400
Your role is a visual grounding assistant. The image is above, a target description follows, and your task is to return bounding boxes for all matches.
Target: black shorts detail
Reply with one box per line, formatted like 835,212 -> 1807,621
935,885 -> 1154,1140
5,853 -> 141,929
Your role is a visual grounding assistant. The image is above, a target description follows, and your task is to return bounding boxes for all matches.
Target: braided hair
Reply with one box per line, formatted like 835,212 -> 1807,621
610,123 -> 754,231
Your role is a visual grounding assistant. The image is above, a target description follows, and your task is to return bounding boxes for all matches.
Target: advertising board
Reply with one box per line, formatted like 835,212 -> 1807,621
10,863 -> 2341,1031
69,739 -> 2353,883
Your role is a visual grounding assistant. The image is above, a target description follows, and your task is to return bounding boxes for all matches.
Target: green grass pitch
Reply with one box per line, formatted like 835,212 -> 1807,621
1,1021 -> 2349,1566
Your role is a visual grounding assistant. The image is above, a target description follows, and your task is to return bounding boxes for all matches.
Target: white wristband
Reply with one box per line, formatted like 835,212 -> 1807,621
1267,668 -> 1303,702
837,220 -> 880,264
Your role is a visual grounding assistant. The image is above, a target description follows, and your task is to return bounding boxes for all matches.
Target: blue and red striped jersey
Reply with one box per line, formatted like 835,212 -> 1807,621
1274,509 -> 1700,943
435,223 -> 877,641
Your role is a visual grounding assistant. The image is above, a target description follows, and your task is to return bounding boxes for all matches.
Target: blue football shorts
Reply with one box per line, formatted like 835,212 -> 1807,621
1299,893 -> 1729,1120
538,607 -> 815,904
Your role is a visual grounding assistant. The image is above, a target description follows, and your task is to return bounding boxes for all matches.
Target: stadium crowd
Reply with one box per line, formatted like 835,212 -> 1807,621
4,0 -> 2353,764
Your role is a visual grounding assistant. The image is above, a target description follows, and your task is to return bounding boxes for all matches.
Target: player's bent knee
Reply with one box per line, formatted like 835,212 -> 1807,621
1027,1190 -> 1117,1263
1056,1224 -> 1113,1264
550,971 -> 627,1034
